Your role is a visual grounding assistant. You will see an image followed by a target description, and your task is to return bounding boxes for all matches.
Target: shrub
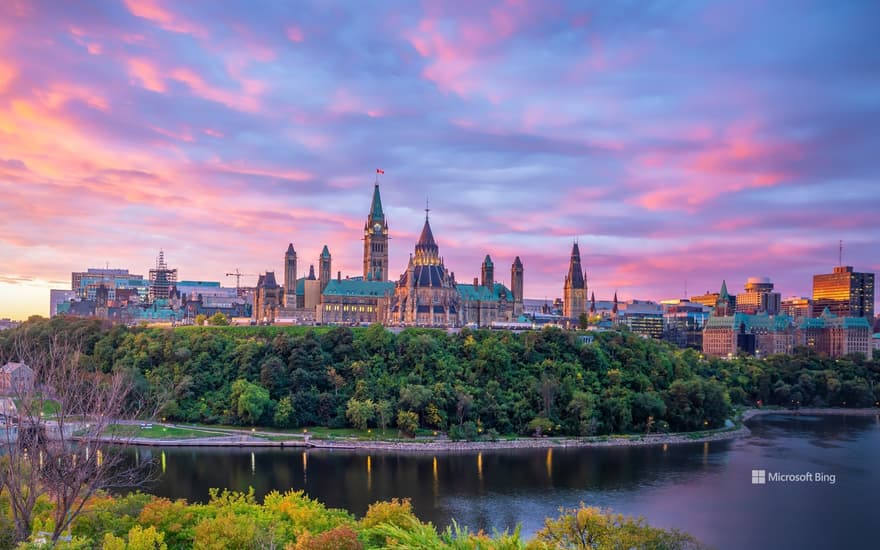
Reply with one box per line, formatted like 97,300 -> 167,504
293,525 -> 363,550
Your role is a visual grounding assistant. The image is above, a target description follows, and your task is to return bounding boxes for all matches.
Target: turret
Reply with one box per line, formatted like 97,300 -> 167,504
319,245 -> 331,293
511,256 -> 524,315
284,243 -> 297,306
481,255 -> 494,288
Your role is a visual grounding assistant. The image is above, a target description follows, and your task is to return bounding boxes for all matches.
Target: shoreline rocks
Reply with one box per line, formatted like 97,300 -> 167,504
113,407 -> 879,451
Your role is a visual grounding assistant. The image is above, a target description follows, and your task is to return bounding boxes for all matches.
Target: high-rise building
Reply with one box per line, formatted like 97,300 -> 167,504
781,296 -> 812,320
71,268 -> 148,300
49,289 -> 76,317
661,299 -> 711,349
812,266 -> 874,318
562,243 -> 587,321
617,300 -> 663,339
736,276 -> 782,315
363,183 -> 389,281
148,251 -> 177,302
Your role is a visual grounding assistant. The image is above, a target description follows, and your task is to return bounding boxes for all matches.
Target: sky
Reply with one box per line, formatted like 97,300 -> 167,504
1,0 -> 879,319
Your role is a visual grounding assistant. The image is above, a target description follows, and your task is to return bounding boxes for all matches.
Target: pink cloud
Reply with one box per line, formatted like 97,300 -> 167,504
0,61 -> 16,91
629,121 -> 802,211
405,1 -> 549,97
124,0 -> 207,38
128,58 -> 166,92
286,26 -> 304,43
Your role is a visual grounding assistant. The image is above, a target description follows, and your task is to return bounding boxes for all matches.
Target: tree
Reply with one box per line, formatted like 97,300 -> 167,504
455,390 -> 473,426
533,505 -> 704,549
345,398 -> 375,431
274,396 -> 294,428
0,327 -> 152,545
578,312 -> 589,330
208,312 -> 229,326
527,416 -> 554,436
374,400 -> 392,432
396,410 -> 419,438
230,379 -> 272,425
193,314 -> 207,326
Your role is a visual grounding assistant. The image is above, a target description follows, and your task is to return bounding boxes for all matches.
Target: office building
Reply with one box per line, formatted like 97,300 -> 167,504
812,266 -> 874,318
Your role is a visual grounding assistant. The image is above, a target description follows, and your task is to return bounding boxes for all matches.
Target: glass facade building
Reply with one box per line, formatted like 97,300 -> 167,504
812,266 -> 874,319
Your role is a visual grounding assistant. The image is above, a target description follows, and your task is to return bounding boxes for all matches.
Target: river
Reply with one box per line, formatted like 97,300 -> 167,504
131,414 -> 880,549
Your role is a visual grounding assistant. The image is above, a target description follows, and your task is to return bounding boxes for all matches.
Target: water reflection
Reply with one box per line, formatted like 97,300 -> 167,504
120,415 -> 879,550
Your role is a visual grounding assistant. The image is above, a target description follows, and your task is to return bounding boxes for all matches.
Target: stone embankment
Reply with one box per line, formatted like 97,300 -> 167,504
98,407 -> 879,451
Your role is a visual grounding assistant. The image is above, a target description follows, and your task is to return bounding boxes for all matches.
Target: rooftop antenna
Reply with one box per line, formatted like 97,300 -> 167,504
838,239 -> 843,266
684,278 -> 688,299
425,196 -> 430,221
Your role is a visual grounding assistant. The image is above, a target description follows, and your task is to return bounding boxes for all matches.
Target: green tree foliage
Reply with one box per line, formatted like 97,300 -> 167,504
530,504 -> 705,549
274,396 -> 294,428
230,379 -> 271,425
346,398 -> 376,431
396,410 -> 419,438
207,313 -> 229,326
3,318 -> 877,438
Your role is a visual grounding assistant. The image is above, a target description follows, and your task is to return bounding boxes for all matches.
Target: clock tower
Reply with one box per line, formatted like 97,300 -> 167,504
363,183 -> 389,281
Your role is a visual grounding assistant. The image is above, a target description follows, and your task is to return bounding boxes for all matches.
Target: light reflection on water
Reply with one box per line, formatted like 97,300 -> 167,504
124,414 -> 879,550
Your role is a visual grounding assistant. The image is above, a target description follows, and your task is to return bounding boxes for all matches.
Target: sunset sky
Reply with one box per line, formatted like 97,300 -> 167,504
1,0 -> 879,319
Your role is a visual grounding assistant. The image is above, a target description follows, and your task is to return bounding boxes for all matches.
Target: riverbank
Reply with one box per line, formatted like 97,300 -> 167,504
107,407 -> 879,451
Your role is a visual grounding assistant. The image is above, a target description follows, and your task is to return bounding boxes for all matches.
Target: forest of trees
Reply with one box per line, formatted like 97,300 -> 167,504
2,317 -> 878,438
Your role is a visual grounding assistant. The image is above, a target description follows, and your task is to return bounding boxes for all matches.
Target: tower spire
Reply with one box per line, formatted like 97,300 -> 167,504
364,177 -> 389,281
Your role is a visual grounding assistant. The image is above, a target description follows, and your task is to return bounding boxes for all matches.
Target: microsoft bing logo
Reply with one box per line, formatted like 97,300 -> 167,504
751,470 -> 766,484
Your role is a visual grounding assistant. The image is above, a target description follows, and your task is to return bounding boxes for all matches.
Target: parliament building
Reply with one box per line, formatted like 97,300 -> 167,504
253,181 -> 524,327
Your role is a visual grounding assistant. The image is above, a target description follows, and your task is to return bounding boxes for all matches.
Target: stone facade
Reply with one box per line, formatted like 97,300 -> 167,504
389,214 -> 460,326
363,183 -> 389,282
563,243 -> 587,322
253,272 -> 282,323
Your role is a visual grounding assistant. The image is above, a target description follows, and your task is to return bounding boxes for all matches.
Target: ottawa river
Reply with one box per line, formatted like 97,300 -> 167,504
128,414 -> 879,549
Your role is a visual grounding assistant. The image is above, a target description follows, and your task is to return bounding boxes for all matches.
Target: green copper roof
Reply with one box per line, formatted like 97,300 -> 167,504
369,184 -> 384,222
705,313 -> 794,332
799,314 -> 870,330
321,245 -> 330,258
323,279 -> 394,297
719,280 -> 729,299
456,282 -> 513,302
483,254 -> 493,267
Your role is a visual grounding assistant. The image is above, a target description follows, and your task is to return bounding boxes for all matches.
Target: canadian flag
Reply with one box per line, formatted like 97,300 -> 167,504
376,168 -> 385,174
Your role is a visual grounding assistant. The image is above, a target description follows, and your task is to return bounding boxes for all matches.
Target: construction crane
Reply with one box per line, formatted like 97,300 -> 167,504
225,269 -> 257,296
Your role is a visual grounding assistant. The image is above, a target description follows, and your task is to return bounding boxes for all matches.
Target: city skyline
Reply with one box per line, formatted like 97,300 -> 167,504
2,1 -> 879,319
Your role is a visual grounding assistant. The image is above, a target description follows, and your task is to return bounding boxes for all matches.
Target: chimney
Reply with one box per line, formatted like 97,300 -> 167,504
474,277 -> 478,287
337,271 -> 341,281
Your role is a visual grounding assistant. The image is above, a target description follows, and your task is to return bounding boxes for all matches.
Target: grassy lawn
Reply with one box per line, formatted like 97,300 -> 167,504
105,424 -> 224,440
301,427 -> 402,440
12,398 -> 60,415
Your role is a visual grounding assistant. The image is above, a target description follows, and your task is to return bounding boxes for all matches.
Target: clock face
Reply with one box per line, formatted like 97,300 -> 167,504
374,223 -> 382,233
